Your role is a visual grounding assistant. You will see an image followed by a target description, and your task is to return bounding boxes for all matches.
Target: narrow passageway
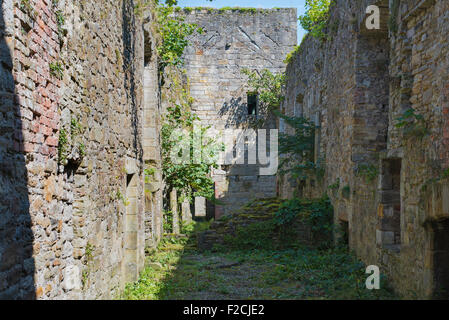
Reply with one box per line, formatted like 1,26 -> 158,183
121,199 -> 396,300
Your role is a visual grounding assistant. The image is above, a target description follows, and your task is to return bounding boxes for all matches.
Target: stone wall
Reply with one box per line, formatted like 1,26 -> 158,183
281,0 -> 449,298
0,0 -> 162,299
179,8 -> 297,217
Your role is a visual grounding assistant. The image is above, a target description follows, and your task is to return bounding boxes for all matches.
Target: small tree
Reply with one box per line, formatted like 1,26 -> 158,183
299,0 -> 332,39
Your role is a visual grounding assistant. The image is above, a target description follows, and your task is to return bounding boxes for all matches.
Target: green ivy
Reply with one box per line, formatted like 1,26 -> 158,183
156,5 -> 201,70
55,10 -> 66,43
389,0 -> 400,34
341,185 -> 350,199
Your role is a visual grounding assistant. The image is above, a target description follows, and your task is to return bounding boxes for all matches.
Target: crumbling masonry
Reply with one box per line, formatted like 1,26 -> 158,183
0,0 -> 163,299
2,0 -> 449,300
280,0 -> 449,298
0,1 -> 296,299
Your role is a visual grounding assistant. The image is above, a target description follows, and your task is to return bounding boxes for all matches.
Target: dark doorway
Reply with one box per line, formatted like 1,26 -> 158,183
339,220 -> 349,247
432,219 -> 449,299
379,158 -> 402,246
247,93 -> 258,115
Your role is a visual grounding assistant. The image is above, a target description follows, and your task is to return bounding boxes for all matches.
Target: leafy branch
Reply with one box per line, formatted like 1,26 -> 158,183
298,0 -> 333,39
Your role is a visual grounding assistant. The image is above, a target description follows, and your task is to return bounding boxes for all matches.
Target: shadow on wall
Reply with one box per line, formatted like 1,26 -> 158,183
0,3 -> 35,299
122,0 -> 142,161
212,129 -> 278,218
218,97 -> 248,128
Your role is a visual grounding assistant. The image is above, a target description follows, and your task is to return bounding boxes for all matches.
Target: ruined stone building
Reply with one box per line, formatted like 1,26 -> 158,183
180,8 -> 297,217
0,0 -> 164,299
0,1 -> 295,299
2,0 -> 448,301
280,0 -> 449,298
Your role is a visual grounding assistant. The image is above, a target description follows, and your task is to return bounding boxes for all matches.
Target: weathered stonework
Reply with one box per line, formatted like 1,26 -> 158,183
0,0 -> 163,299
179,8 -> 297,217
281,0 -> 449,298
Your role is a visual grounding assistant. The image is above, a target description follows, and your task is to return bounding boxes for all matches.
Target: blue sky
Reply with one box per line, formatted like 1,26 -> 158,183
177,0 -> 307,43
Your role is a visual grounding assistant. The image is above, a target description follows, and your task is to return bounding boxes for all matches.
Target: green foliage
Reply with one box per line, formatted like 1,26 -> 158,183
58,117 -> 85,165
389,0 -> 400,33
85,243 -> 95,261
327,178 -> 340,190
274,196 -> 333,243
79,143 -> 86,158
284,34 -> 309,64
163,210 -> 174,233
58,128 -> 68,164
298,0 -> 332,39
121,215 -> 396,300
20,0 -> 37,20
284,45 -> 301,64
180,7 -> 258,14
443,168 -> 449,180
156,4 -> 203,71
144,167 -> 157,183
55,10 -> 66,43
259,247 -> 396,299
162,102 -> 220,203
276,112 -> 319,180
395,108 -> 428,139
241,68 -> 286,113
49,61 -> 64,80
357,164 -> 379,183
342,185 -> 350,199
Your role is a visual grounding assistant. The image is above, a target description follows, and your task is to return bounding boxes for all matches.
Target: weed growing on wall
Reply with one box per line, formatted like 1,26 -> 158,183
395,107 -> 428,139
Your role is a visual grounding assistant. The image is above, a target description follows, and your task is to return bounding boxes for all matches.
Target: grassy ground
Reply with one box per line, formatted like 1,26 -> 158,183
120,220 -> 397,300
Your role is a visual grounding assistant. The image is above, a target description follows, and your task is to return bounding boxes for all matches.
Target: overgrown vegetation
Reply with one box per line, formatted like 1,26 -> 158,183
357,164 -> 379,183
240,68 -> 286,127
49,61 -> 64,80
179,7 -> 259,14
277,112 -> 322,181
298,0 -> 333,39
58,116 -> 86,166
274,196 -> 333,244
161,100 -> 221,204
156,5 -> 203,72
55,10 -> 66,44
395,107 -> 428,139
121,204 -> 396,300
284,34 -> 309,64
242,68 -> 285,112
